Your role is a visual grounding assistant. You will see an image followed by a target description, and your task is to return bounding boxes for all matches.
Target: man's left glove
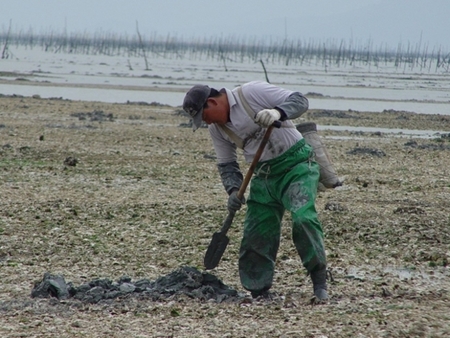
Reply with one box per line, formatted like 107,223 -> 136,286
227,190 -> 246,212
255,109 -> 281,127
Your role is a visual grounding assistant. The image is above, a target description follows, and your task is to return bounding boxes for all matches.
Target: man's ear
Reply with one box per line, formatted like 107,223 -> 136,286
206,97 -> 219,107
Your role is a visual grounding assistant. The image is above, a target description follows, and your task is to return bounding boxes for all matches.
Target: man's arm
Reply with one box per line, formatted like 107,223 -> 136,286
275,92 -> 309,120
241,81 -> 308,122
217,161 -> 243,195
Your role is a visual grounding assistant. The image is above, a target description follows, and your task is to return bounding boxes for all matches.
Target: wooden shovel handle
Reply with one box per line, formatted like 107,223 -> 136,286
237,123 -> 278,199
219,124 -> 278,234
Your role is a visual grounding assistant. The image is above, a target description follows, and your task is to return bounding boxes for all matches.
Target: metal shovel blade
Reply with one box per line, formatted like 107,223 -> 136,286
203,209 -> 235,270
204,231 -> 230,270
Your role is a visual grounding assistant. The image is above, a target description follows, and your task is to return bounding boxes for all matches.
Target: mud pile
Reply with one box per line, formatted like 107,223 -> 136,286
31,266 -> 241,304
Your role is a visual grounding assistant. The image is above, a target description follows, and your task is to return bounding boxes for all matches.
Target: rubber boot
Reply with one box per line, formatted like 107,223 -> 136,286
310,267 -> 328,301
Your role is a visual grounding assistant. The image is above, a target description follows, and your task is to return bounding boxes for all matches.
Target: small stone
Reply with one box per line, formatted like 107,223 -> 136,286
120,283 -> 136,293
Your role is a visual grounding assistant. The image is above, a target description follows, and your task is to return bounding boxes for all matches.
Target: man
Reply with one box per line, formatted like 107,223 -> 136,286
182,81 -> 328,301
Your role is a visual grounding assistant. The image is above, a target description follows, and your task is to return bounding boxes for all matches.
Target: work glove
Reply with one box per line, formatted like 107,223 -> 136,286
227,190 -> 246,212
254,109 -> 281,127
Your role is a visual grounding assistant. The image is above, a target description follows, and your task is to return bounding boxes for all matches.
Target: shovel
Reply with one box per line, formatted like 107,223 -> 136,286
204,122 -> 280,270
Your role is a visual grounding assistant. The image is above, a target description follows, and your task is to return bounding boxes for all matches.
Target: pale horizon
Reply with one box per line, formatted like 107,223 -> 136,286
1,0 -> 449,50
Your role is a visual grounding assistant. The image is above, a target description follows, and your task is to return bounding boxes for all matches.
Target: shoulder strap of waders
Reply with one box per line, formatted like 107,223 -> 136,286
219,124 -> 245,149
218,86 -> 254,149
237,86 -> 257,121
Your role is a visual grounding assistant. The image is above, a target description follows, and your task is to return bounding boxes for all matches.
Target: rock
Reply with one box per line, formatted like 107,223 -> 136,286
31,272 -> 70,300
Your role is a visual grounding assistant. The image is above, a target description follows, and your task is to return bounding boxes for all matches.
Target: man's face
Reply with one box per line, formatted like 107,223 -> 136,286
202,97 -> 229,125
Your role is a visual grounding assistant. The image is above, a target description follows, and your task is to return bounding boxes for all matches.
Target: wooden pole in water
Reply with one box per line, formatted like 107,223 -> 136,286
136,21 -> 149,71
1,19 -> 12,59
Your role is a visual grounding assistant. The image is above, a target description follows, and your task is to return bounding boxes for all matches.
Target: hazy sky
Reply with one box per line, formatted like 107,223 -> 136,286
1,0 -> 449,49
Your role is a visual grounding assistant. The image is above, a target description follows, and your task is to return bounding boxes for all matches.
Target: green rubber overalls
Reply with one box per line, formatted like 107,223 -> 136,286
239,139 -> 327,294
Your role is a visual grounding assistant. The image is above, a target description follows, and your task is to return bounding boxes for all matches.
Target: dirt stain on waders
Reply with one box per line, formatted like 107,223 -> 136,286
287,181 -> 309,212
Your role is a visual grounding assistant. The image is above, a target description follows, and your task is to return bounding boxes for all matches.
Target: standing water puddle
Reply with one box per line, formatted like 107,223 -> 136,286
340,265 -> 449,286
319,125 -> 449,139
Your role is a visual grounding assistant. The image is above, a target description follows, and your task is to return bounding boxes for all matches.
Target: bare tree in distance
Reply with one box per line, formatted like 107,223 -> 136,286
136,21 -> 149,70
1,19 -> 12,59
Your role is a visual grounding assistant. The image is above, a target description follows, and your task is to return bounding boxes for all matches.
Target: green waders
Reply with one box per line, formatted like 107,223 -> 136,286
239,139 -> 327,294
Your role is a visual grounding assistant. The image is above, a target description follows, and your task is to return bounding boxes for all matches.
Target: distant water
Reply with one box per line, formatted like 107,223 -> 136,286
0,46 -> 449,116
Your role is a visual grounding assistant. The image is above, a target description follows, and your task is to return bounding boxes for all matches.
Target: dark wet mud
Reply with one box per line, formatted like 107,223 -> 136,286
30,267 -> 242,305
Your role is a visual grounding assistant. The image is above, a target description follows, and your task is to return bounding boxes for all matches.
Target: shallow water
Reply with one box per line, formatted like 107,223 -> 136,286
1,82 -> 448,116
1,46 -> 449,121
319,125 -> 449,139
342,265 -> 449,285
0,82 -> 182,106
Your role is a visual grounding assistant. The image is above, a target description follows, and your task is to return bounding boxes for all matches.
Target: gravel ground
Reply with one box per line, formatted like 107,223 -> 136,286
0,95 -> 449,337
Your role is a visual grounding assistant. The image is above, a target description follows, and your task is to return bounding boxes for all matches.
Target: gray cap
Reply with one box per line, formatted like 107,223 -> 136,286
183,85 -> 211,131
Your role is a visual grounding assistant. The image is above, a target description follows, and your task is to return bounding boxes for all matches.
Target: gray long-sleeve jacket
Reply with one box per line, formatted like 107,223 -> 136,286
212,81 -> 309,194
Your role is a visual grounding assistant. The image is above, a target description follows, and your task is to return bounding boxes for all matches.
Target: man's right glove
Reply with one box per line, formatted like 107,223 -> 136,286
227,190 -> 246,212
